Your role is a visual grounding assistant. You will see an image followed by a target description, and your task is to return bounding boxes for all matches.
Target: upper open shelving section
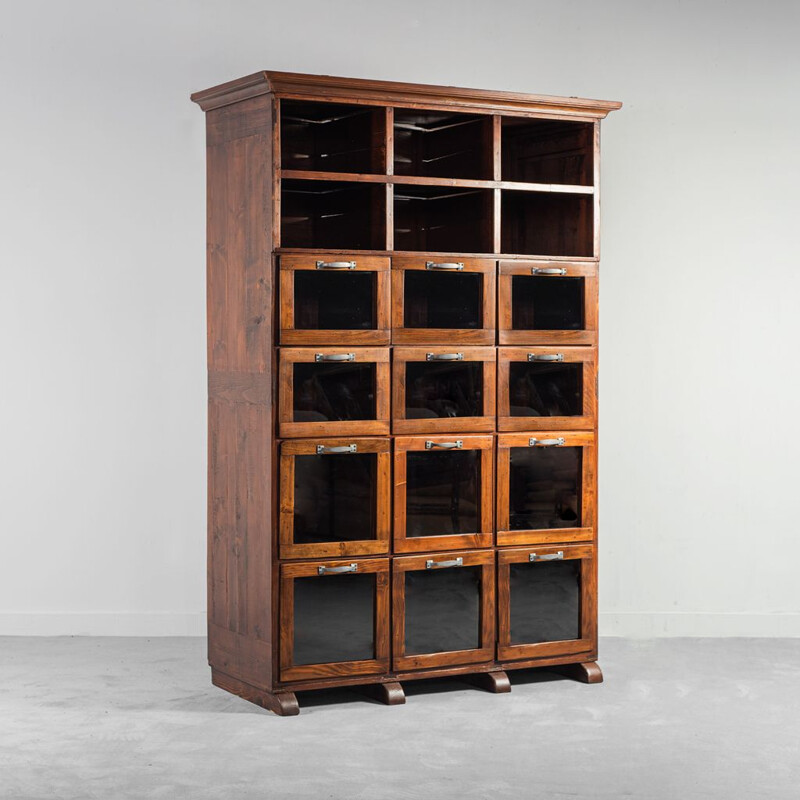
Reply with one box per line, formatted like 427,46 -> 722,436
192,72 -> 621,259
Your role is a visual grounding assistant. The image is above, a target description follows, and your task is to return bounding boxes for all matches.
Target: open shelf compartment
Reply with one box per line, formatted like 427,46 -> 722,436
281,179 -> 385,250
393,108 -> 492,180
502,118 -> 594,186
280,99 -> 386,174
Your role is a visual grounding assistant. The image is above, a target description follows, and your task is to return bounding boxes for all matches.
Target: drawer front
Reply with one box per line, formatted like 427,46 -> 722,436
279,557 -> 390,682
497,544 -> 595,662
279,254 -> 391,346
279,438 -> 391,559
496,431 -> 595,546
392,550 -> 495,671
392,346 -> 497,434
498,260 -> 597,346
391,257 -> 496,345
498,346 -> 597,432
393,435 -> 494,553
278,347 -> 390,438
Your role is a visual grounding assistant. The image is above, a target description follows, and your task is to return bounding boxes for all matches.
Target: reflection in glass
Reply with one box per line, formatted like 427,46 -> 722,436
406,450 -> 480,537
404,271 -> 482,329
509,560 -> 581,644
293,573 -> 375,665
509,446 -> 581,530
404,566 -> 481,655
294,271 -> 376,330
511,275 -> 584,331
508,362 -> 582,417
292,363 -> 376,422
405,362 -> 483,419
293,453 -> 377,545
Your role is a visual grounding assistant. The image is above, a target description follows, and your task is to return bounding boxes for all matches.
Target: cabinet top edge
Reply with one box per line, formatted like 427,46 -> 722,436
190,70 -> 623,117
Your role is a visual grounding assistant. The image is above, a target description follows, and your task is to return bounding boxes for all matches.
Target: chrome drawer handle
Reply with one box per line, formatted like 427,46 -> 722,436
315,444 -> 357,455
314,353 -> 355,362
426,352 -> 463,362
318,563 -> 358,575
529,551 -> 564,562
529,437 -> 566,447
425,440 -> 463,450
316,260 -> 356,270
425,557 -> 463,570
528,353 -> 564,362
531,267 -> 567,276
425,261 -> 464,270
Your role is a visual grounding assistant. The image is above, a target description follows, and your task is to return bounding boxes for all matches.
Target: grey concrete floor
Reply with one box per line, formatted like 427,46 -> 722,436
2,637 -> 799,799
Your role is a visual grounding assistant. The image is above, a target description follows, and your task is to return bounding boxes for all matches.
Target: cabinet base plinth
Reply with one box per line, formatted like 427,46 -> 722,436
552,661 -> 603,684
211,669 -> 299,716
359,681 -> 406,705
462,670 -> 511,693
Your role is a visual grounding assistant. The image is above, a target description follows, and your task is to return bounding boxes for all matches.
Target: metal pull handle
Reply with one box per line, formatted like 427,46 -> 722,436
529,437 -> 566,447
314,353 -> 355,362
318,563 -> 358,575
316,444 -> 357,455
316,260 -> 356,270
528,353 -> 564,362
425,261 -> 464,271
425,557 -> 463,570
531,267 -> 567,276
426,352 -> 463,362
425,440 -> 463,450
529,551 -> 564,562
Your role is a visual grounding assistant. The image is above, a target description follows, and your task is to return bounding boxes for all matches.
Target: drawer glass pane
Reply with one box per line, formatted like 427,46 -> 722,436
292,362 -> 376,422
508,362 -> 582,417
293,573 -> 375,665
404,566 -> 481,655
404,271 -> 481,329
406,361 -> 484,419
510,560 -> 580,644
294,271 -> 376,331
511,275 -> 584,331
293,453 -> 377,545
509,446 -> 581,530
407,450 -> 480,537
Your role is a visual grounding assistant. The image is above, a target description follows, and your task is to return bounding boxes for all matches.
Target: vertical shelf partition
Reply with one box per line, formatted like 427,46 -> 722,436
193,71 -> 620,715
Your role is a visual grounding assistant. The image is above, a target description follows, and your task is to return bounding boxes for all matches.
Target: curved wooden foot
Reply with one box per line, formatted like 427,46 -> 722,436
463,670 -> 511,694
211,669 -> 300,716
359,681 -> 406,705
553,661 -> 603,684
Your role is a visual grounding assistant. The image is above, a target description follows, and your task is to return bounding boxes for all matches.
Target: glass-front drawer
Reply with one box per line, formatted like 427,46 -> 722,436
393,435 -> 494,553
279,438 -> 391,559
279,558 -> 390,682
498,346 -> 597,431
278,347 -> 390,438
279,254 -> 390,346
496,432 -> 595,546
497,545 -> 595,662
391,257 -> 496,345
392,346 -> 496,434
392,550 -> 495,671
498,261 -> 597,346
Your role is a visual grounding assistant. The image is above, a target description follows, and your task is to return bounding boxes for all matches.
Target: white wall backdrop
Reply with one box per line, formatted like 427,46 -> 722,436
2,0 -> 798,636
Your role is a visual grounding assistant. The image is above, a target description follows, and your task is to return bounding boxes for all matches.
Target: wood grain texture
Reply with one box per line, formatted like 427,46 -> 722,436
191,71 -> 622,118
193,71 -> 618,711
358,680 -> 406,705
552,660 -> 604,683
462,670 -> 511,693
205,94 -> 276,693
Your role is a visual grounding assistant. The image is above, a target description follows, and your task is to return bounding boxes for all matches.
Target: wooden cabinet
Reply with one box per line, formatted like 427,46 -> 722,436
192,70 -> 620,715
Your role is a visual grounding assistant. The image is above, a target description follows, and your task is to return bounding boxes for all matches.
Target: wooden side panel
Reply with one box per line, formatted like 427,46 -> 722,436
205,94 -> 277,692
